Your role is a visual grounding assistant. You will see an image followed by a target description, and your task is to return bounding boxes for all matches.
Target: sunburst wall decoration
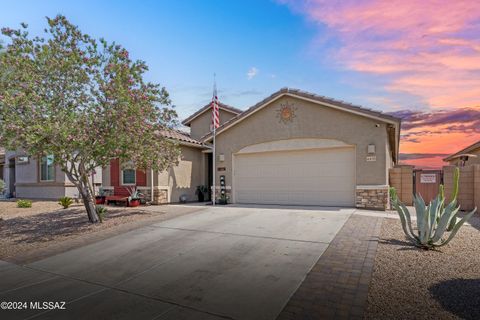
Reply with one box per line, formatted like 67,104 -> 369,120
276,102 -> 297,124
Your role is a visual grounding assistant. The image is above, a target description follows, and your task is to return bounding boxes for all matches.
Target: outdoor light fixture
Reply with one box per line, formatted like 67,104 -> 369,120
368,144 -> 376,154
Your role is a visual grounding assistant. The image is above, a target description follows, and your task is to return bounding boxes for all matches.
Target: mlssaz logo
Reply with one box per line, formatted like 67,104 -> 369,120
30,301 -> 66,310
276,101 -> 297,124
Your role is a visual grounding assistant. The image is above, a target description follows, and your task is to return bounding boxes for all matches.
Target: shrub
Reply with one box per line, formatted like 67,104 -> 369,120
17,199 -> 32,208
58,196 -> 74,209
390,167 -> 477,249
96,206 -> 108,223
0,179 -> 5,192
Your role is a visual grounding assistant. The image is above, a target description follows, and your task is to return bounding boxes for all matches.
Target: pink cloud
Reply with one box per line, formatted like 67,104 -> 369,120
280,0 -> 480,108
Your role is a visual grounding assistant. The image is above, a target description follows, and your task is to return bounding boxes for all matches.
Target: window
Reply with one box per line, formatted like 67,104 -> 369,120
122,169 -> 136,185
121,161 -> 136,185
40,155 -> 55,181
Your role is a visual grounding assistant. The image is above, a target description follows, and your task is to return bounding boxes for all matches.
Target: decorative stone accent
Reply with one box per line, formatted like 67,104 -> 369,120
153,188 -> 168,204
355,185 -> 389,211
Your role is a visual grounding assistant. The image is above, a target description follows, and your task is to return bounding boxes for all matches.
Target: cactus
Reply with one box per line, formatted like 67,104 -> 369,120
390,167 -> 476,249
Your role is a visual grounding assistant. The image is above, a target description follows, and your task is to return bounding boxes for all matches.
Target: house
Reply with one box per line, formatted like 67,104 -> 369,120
2,88 -> 401,210
1,150 -> 101,199
103,88 -> 400,210
444,140 -> 480,166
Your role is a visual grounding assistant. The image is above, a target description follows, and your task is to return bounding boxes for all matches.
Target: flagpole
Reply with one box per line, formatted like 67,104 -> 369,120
212,74 -> 216,206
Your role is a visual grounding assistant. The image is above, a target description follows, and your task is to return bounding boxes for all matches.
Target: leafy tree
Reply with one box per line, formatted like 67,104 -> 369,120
0,16 -> 180,222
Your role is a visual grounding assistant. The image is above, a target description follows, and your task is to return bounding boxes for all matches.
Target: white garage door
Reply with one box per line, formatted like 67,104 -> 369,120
234,147 -> 355,206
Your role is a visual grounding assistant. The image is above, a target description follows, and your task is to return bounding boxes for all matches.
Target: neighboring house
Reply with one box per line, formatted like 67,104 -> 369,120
1,150 -> 101,199
444,140 -> 480,166
2,88 -> 402,210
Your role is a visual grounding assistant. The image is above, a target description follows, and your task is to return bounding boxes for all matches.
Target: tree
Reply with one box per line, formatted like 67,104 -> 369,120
0,16 -> 180,222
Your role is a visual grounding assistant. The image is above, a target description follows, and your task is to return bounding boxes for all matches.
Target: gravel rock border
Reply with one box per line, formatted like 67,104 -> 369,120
365,218 -> 480,320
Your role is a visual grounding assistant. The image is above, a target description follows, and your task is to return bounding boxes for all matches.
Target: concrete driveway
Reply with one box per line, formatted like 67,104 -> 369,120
0,205 -> 354,320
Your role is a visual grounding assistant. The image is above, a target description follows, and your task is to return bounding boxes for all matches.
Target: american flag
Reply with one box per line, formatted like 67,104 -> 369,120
212,82 -> 220,129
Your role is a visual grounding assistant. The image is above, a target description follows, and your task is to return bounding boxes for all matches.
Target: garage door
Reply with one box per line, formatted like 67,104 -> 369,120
234,147 -> 355,206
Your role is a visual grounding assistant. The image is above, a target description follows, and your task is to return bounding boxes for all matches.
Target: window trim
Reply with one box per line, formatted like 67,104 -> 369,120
120,161 -> 136,186
39,154 -> 55,182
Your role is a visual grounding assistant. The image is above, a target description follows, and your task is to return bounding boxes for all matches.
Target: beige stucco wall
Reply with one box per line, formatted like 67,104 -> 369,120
213,96 -> 393,192
189,109 -> 238,140
157,145 -> 205,202
11,153 -> 76,199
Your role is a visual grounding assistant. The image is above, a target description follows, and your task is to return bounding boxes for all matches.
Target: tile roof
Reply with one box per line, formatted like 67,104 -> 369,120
444,140 -> 480,161
181,102 -> 243,126
160,129 -> 205,146
201,87 -> 401,141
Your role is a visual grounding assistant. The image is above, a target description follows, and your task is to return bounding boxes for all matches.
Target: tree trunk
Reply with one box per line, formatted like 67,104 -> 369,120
63,160 -> 100,223
78,181 -> 99,223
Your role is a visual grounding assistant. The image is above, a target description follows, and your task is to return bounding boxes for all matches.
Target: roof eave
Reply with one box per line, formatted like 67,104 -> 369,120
201,90 -> 401,143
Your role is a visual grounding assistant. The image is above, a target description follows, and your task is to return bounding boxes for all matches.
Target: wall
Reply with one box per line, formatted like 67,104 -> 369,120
189,109 -> 238,140
157,145 -> 205,203
214,95 -> 393,194
443,165 -> 479,211
389,166 -> 414,205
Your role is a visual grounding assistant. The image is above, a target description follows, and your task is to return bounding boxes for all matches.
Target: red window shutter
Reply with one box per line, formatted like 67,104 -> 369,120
136,169 -> 147,186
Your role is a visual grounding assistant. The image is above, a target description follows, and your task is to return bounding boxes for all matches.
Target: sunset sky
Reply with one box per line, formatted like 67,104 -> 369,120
1,0 -> 479,168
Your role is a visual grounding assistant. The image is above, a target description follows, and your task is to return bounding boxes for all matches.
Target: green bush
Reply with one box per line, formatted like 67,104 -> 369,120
0,179 -> 5,192
58,196 -> 74,209
96,206 -> 108,223
17,199 -> 32,208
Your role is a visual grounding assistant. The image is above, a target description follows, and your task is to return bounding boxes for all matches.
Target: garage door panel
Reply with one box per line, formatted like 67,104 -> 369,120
234,147 -> 355,206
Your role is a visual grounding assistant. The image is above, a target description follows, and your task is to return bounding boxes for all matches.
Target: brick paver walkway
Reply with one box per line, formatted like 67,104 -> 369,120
277,214 -> 383,320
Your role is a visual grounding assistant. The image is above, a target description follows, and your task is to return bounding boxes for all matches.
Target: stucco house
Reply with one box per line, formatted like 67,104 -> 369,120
444,140 -> 480,166
1,150 -> 101,199
2,88 -> 401,210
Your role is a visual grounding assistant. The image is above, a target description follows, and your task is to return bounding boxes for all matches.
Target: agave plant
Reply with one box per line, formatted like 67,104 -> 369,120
390,167 -> 477,249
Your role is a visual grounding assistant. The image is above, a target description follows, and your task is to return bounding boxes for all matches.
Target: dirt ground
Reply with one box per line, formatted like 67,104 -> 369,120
0,200 -> 168,261
365,217 -> 480,320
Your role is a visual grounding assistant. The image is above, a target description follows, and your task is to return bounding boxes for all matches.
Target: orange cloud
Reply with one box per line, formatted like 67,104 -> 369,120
280,0 -> 480,108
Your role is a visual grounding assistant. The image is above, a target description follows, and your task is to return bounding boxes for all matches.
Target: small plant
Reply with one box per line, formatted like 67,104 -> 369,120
96,206 -> 108,223
390,167 -> 477,249
17,199 -> 32,208
127,187 -> 144,201
218,193 -> 229,205
95,187 -> 106,204
195,185 -> 208,202
0,179 -> 5,193
58,196 -> 74,209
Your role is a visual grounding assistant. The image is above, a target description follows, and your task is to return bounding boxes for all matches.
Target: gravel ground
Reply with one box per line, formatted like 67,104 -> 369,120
0,200 -> 174,261
0,200 -> 83,219
365,217 -> 480,320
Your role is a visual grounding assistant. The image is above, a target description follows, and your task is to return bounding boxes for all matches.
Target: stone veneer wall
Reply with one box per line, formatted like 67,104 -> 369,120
355,185 -> 389,211
212,186 -> 231,204
153,188 -> 168,204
